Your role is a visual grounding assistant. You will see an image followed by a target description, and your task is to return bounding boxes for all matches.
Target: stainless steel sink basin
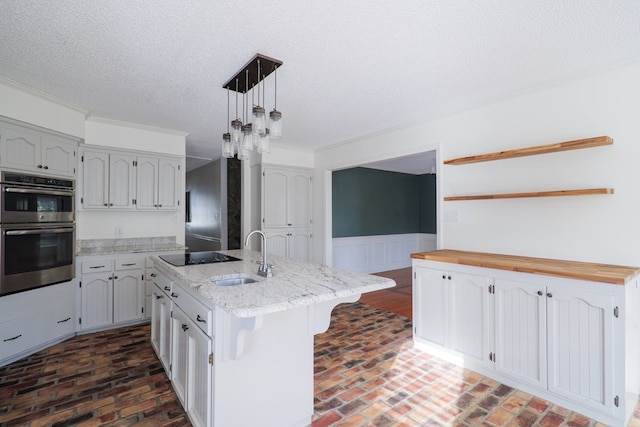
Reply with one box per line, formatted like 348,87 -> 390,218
215,277 -> 260,286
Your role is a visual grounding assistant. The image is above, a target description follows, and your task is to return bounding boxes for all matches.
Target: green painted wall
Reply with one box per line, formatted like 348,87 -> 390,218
332,167 -> 436,238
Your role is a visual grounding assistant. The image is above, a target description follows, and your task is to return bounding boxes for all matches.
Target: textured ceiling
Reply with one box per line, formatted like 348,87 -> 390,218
1,1 -> 640,171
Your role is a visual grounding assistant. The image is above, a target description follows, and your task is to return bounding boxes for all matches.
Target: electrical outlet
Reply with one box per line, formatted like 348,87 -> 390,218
115,226 -> 124,237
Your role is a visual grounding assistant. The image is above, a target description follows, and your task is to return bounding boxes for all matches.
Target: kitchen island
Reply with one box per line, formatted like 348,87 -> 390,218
150,249 -> 395,427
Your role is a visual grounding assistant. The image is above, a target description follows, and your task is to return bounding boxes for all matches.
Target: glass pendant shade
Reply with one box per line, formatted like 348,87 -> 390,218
257,129 -> 270,154
231,119 -> 243,145
221,133 -> 234,158
252,106 -> 266,136
241,124 -> 253,152
269,109 -> 282,139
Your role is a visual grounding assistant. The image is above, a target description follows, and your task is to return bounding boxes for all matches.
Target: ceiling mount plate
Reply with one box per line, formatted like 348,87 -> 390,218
223,53 -> 283,93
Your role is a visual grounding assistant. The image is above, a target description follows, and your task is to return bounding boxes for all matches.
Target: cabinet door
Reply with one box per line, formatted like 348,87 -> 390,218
186,325 -> 212,427
450,273 -> 489,364
81,151 -> 109,209
265,232 -> 288,258
151,284 -> 172,372
113,269 -> 144,324
171,308 -> 189,405
263,169 -> 289,228
1,126 -> 41,171
157,157 -> 181,210
494,278 -> 547,389
109,153 -> 136,209
287,172 -> 312,227
413,267 -> 449,347
41,138 -> 76,177
288,231 -> 312,262
547,287 -> 614,414
136,156 -> 159,209
81,272 -> 113,330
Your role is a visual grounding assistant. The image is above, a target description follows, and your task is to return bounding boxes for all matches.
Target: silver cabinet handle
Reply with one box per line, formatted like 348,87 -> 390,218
3,334 -> 22,342
57,317 -> 71,323
196,315 -> 206,323
90,265 -> 106,269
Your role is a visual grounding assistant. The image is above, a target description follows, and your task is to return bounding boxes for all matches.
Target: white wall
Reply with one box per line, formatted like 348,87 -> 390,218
0,77 -> 86,138
315,61 -> 640,266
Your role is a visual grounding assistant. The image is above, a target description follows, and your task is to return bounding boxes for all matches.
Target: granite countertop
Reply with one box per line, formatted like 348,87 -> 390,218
77,236 -> 187,256
151,249 -> 396,318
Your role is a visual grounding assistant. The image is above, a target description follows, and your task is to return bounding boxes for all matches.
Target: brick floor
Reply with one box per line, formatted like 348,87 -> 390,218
1,303 -> 639,426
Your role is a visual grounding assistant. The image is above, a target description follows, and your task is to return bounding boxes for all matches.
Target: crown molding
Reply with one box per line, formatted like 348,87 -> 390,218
86,116 -> 189,138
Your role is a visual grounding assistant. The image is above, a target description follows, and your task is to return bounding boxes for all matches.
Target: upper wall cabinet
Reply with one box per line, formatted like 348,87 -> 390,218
262,166 -> 312,229
81,150 -> 136,210
79,146 -> 182,212
0,117 -> 79,178
136,156 -> 181,211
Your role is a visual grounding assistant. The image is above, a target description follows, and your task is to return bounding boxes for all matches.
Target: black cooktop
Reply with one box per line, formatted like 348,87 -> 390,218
159,251 -> 242,267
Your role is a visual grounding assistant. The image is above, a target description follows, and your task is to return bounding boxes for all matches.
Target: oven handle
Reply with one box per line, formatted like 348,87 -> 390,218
4,227 -> 74,236
3,187 -> 74,197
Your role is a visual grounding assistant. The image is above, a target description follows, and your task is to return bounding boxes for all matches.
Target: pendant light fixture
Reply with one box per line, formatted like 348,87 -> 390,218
269,65 -> 282,139
222,87 -> 234,158
222,54 -> 283,160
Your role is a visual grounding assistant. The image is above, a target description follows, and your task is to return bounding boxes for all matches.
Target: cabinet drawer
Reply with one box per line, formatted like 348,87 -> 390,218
171,289 -> 213,336
82,260 -> 114,274
150,269 -> 172,296
116,258 -> 145,270
0,302 -> 74,362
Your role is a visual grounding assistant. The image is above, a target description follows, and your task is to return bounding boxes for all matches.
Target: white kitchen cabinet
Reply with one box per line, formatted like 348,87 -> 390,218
546,286 -> 614,414
262,167 -> 312,228
80,150 -> 136,210
412,252 -> 636,426
493,278 -> 547,389
79,257 -> 145,332
136,155 -> 181,210
81,271 -> 114,330
150,267 -> 174,373
171,307 -> 189,405
413,267 -> 449,348
413,267 -> 488,366
0,118 -> 78,177
265,229 -> 312,262
0,281 -> 76,366
262,166 -> 312,261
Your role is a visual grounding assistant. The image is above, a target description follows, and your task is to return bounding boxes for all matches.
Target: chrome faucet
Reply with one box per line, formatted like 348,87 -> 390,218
244,230 -> 273,277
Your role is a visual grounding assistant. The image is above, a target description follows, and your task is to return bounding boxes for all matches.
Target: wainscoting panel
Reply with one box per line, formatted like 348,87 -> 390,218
333,233 -> 437,273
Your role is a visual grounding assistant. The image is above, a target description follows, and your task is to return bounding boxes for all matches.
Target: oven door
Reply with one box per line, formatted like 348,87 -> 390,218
0,223 -> 75,296
1,185 -> 74,223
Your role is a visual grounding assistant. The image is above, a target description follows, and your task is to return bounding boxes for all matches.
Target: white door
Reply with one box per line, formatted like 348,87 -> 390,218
113,270 -> 144,324
493,278 -> 547,388
136,156 -> 159,209
41,139 -> 76,176
263,169 -> 288,228
265,232 -> 288,258
288,231 -> 312,262
413,267 -> 449,347
109,153 -> 136,209
157,157 -> 181,210
546,287 -> 615,414
287,172 -> 312,227
151,287 -> 163,353
186,325 -> 212,427
81,151 -> 109,209
81,272 -> 113,330
171,308 -> 189,405
1,126 -> 41,171
450,272 -> 489,364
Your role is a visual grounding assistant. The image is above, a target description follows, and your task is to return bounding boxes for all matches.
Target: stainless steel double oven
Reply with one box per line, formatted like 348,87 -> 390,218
0,172 -> 75,296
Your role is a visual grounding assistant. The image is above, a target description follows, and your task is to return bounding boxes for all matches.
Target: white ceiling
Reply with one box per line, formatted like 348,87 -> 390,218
1,1 -> 640,172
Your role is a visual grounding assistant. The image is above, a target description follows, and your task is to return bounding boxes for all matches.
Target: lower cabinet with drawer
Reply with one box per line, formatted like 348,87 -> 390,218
0,281 -> 75,366
150,267 -> 213,427
79,256 -> 146,331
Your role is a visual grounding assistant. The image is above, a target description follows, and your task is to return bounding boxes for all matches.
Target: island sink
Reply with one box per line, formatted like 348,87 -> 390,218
215,277 -> 260,286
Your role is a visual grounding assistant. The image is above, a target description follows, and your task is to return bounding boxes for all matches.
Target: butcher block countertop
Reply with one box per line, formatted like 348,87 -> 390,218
411,249 -> 640,285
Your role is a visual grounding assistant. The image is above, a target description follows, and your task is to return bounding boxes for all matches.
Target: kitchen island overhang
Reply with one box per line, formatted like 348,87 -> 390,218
150,249 -> 395,427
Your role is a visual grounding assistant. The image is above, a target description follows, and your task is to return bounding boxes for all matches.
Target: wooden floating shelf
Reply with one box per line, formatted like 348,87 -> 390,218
444,188 -> 615,201
444,136 -> 613,165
